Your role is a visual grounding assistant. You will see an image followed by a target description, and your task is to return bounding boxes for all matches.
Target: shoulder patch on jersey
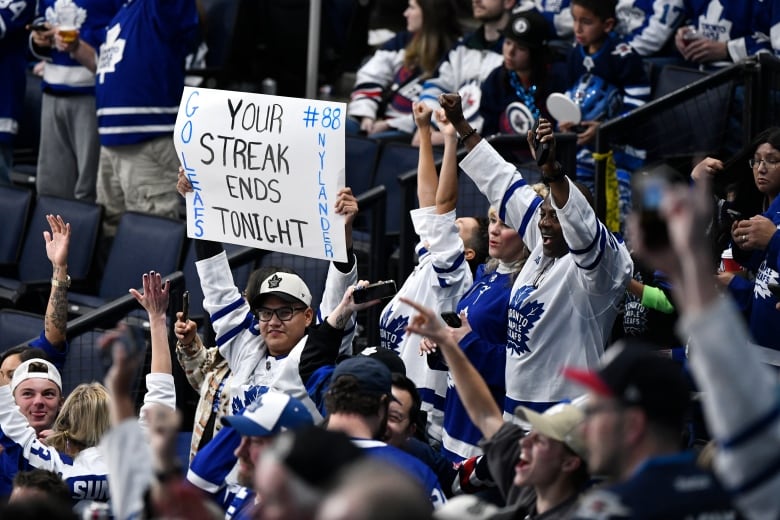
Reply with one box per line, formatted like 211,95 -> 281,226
576,489 -> 632,519
612,43 -> 634,57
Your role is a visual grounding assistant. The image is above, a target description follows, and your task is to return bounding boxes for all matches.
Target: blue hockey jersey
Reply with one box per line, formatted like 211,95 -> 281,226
0,0 -> 34,144
34,0 -> 123,95
571,452 -> 738,519
682,0 -> 771,66
94,0 -> 198,146
441,265 -> 511,462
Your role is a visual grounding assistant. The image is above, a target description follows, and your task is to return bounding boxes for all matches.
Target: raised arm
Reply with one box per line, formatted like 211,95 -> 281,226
528,118 -> 570,207
434,109 -> 459,214
414,102 -> 438,208
633,178 -> 780,519
129,272 -> 172,375
401,297 -> 504,440
43,215 -> 70,349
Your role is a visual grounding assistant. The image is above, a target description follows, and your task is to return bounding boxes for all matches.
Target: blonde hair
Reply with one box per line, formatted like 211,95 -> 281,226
46,383 -> 111,456
484,184 -> 549,276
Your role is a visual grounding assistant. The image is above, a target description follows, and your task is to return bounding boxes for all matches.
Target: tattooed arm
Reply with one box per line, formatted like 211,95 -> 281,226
43,215 -> 71,350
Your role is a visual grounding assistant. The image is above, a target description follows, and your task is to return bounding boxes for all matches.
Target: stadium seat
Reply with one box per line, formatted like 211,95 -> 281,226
69,212 -> 186,313
60,328 -> 109,394
373,142 -> 440,236
346,135 -> 381,196
0,185 -> 33,270
0,195 -> 102,306
456,169 -> 490,220
0,309 -> 43,351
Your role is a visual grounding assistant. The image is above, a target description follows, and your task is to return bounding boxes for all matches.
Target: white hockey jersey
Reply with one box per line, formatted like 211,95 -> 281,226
195,251 -> 357,422
460,141 -> 632,417
379,207 -> 473,442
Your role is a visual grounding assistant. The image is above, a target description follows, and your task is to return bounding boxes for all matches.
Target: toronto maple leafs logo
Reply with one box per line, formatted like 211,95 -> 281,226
612,42 -> 634,58
266,273 -> 282,289
45,0 -> 87,28
231,384 -> 267,414
96,24 -> 126,84
754,260 -> 780,300
506,285 -> 544,355
623,273 -> 647,335
379,308 -> 409,353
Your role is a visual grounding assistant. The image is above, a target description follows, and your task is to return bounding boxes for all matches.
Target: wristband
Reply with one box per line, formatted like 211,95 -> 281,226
458,127 -> 477,144
542,162 -> 566,185
51,275 -> 71,288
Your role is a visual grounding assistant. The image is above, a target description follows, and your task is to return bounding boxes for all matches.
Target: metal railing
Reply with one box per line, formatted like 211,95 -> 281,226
593,55 -> 780,222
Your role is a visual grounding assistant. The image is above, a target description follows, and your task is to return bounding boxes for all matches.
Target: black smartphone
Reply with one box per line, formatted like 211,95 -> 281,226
440,311 -> 462,328
100,324 -> 147,369
532,119 -> 550,166
181,290 -> 189,322
30,22 -> 48,32
353,280 -> 397,304
632,164 -> 681,250
726,209 -> 742,221
768,283 -> 780,299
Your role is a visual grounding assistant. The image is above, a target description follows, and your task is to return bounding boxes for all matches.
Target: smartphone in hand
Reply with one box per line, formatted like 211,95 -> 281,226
440,312 -> 462,328
353,281 -> 397,304
181,291 -> 189,322
532,119 -> 550,167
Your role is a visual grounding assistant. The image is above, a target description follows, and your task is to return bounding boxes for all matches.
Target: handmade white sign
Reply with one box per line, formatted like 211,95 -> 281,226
174,87 -> 347,262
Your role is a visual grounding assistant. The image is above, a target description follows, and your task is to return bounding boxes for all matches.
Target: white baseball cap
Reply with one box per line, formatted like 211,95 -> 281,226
221,390 -> 313,437
11,358 -> 62,393
514,397 -> 588,459
251,272 -> 312,308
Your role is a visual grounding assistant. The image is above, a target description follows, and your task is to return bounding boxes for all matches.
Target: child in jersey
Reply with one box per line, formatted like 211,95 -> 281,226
556,0 -> 651,233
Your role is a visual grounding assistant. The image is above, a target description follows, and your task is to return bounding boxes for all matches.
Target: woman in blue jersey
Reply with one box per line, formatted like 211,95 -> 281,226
695,127 -> 780,352
438,198 -> 548,462
347,0 -> 461,138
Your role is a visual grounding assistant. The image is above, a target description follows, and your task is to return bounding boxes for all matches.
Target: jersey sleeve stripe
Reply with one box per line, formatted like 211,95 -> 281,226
215,313 -> 255,347
574,232 -> 607,270
728,452 -> 780,496
211,297 -> 246,322
433,252 -> 466,274
569,221 -> 603,255
720,401 -> 780,449
499,179 -> 528,222
518,196 -> 543,238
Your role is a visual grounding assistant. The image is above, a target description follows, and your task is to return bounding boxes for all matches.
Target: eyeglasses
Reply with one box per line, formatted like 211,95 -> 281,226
749,157 -> 780,169
255,306 -> 307,322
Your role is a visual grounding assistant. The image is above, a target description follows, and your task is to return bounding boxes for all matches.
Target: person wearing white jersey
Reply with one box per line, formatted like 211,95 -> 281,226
378,103 -> 488,444
177,171 -> 361,423
440,93 -> 632,417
